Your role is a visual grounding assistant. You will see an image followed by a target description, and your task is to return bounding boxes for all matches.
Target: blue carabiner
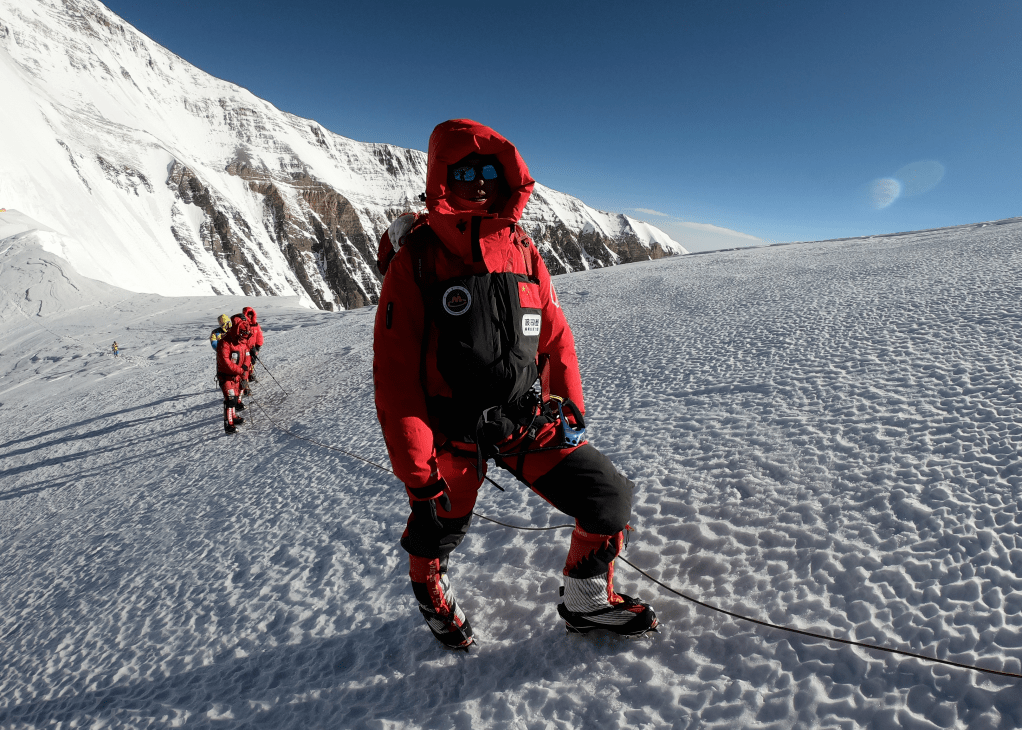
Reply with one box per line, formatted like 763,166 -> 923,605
553,397 -> 587,447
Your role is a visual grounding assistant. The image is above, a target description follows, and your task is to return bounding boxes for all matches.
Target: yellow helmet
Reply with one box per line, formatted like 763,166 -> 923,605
218,313 -> 230,327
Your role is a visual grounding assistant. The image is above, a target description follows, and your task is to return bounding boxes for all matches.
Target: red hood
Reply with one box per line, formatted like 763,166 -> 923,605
426,119 -> 535,269
244,307 -> 258,324
227,315 -> 250,342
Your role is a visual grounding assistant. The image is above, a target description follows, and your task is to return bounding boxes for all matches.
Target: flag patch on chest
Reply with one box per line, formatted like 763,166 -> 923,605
518,281 -> 542,308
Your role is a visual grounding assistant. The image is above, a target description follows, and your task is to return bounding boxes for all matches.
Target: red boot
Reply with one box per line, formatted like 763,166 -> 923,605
557,525 -> 658,635
409,555 -> 474,649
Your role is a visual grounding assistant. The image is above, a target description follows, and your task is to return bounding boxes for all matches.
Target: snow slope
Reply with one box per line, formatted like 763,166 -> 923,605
2,219 -> 1022,728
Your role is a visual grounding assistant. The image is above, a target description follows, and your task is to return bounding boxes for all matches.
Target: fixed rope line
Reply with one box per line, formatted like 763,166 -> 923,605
249,396 -> 510,494
615,557 -> 1022,680
251,397 -> 390,474
473,512 -> 573,532
248,397 -> 1021,681
13,305 -> 133,361
252,354 -> 290,397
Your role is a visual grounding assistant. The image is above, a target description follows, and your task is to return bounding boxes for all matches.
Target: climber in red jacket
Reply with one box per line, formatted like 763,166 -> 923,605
243,307 -> 264,383
216,315 -> 250,434
373,119 -> 658,649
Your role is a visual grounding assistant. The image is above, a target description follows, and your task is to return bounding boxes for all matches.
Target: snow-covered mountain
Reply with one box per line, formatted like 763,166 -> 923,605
0,0 -> 687,311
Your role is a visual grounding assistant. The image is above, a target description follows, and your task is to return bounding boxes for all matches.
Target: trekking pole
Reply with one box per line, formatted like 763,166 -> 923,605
252,353 -> 289,397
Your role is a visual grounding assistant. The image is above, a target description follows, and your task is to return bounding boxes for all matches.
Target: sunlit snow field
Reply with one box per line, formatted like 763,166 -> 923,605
2,218 -> 1022,729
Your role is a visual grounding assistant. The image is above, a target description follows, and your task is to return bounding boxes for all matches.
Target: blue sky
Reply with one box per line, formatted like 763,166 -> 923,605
101,0 -> 1021,251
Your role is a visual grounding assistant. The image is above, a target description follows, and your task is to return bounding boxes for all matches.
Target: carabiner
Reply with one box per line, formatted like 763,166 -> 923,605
549,395 -> 587,447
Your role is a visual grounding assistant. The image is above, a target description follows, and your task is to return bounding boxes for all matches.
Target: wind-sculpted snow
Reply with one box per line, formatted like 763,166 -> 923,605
0,0 -> 686,312
2,219 -> 1022,728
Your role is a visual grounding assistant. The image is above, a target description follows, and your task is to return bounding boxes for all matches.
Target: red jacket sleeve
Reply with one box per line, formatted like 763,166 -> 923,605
532,247 -> 585,413
372,247 -> 440,490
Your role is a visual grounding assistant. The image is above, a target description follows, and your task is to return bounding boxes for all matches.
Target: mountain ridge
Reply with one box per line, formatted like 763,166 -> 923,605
0,0 -> 687,311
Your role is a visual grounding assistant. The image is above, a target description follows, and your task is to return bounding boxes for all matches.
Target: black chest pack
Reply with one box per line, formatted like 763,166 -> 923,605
396,222 -> 543,444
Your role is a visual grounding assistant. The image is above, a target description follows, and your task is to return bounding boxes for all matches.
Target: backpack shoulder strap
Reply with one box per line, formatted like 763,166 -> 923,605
401,222 -> 442,394
404,221 -> 442,290
512,224 -> 534,278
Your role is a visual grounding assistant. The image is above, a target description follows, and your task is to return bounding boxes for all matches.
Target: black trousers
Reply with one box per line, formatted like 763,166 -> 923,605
400,442 -> 634,560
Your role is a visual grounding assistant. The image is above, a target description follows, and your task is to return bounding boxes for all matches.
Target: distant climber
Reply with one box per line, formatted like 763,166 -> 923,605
231,312 -> 254,396
242,307 -> 264,383
216,315 -> 250,434
209,314 -> 231,351
112,341 -> 118,357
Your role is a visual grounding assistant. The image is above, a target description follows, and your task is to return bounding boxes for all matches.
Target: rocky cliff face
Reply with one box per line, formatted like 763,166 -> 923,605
0,0 -> 687,310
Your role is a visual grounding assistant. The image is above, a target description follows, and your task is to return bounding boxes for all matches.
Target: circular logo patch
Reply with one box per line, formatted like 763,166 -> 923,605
442,286 -> 472,316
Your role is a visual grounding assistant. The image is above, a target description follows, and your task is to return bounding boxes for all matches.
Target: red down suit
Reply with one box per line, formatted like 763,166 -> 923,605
373,120 -> 634,575
243,307 -> 264,349
374,133 -> 582,494
216,316 -> 249,402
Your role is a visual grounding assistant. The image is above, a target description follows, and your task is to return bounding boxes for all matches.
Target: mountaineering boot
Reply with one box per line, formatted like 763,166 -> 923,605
556,526 -> 658,636
235,401 -> 246,412
224,402 -> 236,434
410,555 -> 474,649
557,583 -> 658,635
225,403 -> 244,428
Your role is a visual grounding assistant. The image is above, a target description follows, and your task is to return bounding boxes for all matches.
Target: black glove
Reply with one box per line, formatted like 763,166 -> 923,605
407,478 -> 452,528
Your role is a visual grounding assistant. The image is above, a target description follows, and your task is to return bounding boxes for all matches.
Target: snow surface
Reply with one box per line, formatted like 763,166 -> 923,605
2,219 -> 1022,728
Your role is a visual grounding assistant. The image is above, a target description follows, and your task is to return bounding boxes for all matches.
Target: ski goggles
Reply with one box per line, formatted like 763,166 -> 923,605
451,164 -> 499,182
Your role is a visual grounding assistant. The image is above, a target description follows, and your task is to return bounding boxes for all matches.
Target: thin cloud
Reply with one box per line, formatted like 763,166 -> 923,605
675,220 -> 763,241
629,209 -> 764,243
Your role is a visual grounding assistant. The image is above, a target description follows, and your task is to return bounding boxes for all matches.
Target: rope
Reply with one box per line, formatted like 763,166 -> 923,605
252,353 -> 290,397
615,557 -> 1022,680
251,397 -> 389,473
473,512 -> 573,532
248,396 -> 1022,681
10,304 -> 128,360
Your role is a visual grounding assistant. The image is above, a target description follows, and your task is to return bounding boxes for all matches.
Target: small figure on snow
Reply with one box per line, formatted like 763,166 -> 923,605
242,307 -> 264,383
373,119 -> 658,649
112,341 -> 118,357
230,311 -> 255,396
209,314 -> 231,351
216,315 -> 250,434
